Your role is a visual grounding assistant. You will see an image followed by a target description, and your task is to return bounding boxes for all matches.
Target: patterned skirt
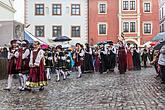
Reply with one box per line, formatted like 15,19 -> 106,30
26,62 -> 48,88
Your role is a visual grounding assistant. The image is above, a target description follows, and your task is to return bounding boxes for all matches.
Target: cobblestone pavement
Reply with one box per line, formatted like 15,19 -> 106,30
0,68 -> 165,110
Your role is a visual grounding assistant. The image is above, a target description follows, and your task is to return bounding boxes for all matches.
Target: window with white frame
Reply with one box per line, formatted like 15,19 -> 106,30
52,26 -> 62,37
144,23 -> 152,34
98,23 -> 107,35
122,0 -> 136,11
144,3 -> 151,12
98,3 -> 107,14
123,1 -> 129,10
123,21 -> 136,33
130,1 -> 135,10
130,22 -> 136,32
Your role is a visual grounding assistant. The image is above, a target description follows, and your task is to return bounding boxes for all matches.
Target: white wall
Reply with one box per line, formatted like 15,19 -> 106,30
26,0 -> 88,45
13,0 -> 24,23
0,6 -> 14,21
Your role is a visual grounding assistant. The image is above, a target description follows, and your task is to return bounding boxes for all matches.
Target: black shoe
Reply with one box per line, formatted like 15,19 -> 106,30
24,87 -> 32,92
39,87 -> 44,91
19,87 -> 26,91
161,81 -> 165,84
56,79 -> 60,82
4,88 -> 10,91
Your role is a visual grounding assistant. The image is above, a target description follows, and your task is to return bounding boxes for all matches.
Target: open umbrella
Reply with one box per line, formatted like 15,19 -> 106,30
152,32 -> 165,41
53,36 -> 71,42
153,40 -> 165,50
150,41 -> 159,46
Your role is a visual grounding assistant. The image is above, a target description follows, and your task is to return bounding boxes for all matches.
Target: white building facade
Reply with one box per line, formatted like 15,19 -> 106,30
25,0 -> 88,45
160,0 -> 165,33
0,0 -> 15,21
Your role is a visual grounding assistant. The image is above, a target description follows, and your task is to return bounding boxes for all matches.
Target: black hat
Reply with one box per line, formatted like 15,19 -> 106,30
10,40 -> 17,45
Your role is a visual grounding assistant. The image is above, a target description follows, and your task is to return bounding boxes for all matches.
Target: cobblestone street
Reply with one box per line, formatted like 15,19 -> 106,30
0,68 -> 165,110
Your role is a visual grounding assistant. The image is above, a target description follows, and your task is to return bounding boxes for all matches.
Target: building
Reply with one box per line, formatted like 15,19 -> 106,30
89,0 -> 159,46
25,0 -> 88,45
160,0 -> 165,33
0,0 -> 24,46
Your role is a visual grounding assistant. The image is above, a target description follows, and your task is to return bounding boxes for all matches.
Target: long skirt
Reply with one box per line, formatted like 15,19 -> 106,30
95,56 -> 100,72
133,52 -> 141,70
26,62 -> 48,88
107,54 -> 116,70
84,53 -> 94,72
118,50 -> 127,74
127,52 -> 133,70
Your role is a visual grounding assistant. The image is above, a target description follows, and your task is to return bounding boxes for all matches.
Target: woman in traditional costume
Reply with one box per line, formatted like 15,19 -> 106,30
26,41 -> 47,91
54,45 -> 66,82
73,43 -> 85,78
126,43 -> 133,71
132,45 -> 141,70
118,41 -> 127,74
4,40 -> 19,91
84,43 -> 94,73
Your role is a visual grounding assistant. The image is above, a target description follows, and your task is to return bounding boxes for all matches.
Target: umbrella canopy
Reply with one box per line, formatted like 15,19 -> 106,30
152,32 -> 165,41
53,36 -> 71,42
150,41 -> 159,46
153,40 -> 165,50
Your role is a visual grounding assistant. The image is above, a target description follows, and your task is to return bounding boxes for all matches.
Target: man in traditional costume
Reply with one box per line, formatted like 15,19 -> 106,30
44,49 -> 53,80
4,40 -> 19,91
26,41 -> 47,91
16,40 -> 30,91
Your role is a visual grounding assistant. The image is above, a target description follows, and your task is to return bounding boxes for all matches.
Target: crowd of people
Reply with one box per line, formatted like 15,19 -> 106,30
3,38 -> 165,92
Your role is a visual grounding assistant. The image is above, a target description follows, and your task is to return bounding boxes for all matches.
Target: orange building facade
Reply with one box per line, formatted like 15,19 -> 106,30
88,0 -> 159,46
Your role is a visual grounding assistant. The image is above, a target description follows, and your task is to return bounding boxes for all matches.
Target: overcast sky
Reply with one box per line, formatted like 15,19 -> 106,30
13,0 -> 24,23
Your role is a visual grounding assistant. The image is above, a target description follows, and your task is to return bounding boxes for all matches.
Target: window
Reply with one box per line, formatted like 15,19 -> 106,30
123,1 -> 129,10
130,22 -> 136,32
98,24 -> 107,35
144,3 -> 151,12
162,7 -> 164,18
35,4 -> 44,15
71,26 -> 80,37
99,4 -> 107,14
35,26 -> 45,37
53,26 -> 62,37
123,22 -> 129,32
52,4 -> 61,15
161,24 -> 164,32
144,23 -> 151,34
71,4 -> 80,15
130,1 -> 135,10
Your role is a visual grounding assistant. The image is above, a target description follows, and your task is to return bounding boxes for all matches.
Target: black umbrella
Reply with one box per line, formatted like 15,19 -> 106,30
153,40 -> 165,50
53,36 -> 71,42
